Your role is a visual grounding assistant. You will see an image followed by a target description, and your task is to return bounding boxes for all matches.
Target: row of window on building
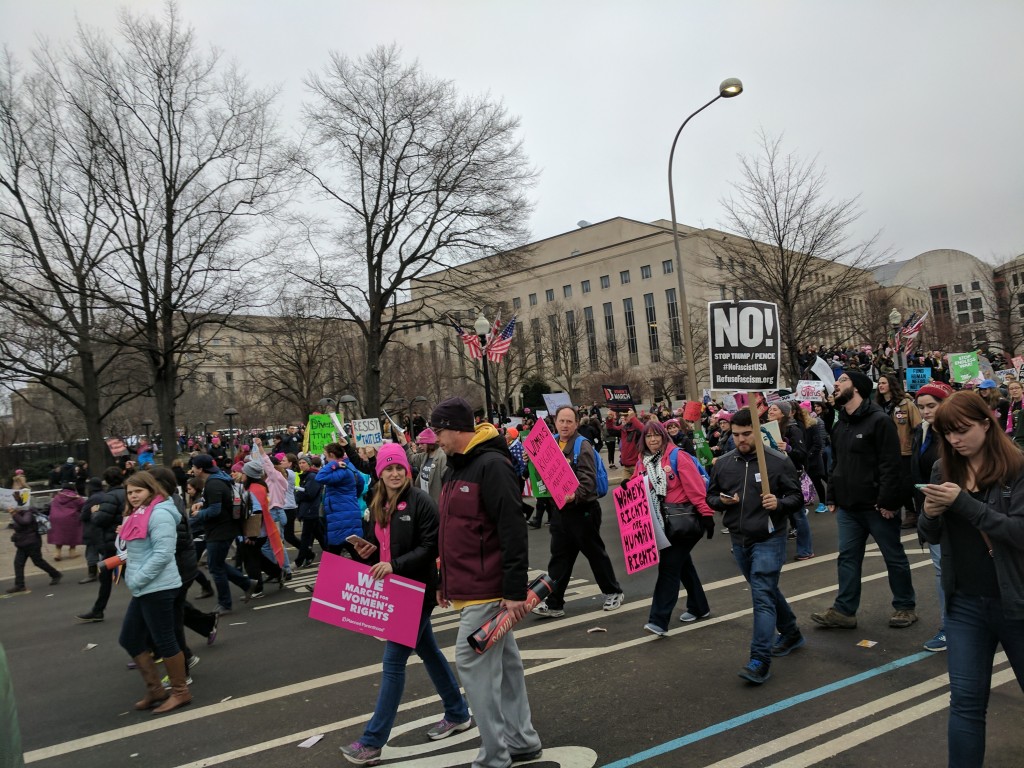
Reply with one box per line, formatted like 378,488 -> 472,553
511,259 -> 675,310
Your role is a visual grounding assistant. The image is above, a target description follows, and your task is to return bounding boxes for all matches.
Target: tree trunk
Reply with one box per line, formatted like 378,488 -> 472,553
364,328 -> 381,420
78,350 -> 110,471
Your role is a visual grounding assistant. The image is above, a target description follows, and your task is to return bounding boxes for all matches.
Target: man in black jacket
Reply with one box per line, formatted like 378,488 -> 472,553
811,370 -> 917,630
708,408 -> 804,685
75,467 -> 125,621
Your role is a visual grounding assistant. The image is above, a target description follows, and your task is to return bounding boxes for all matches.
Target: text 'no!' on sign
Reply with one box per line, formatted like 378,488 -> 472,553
707,300 -> 781,392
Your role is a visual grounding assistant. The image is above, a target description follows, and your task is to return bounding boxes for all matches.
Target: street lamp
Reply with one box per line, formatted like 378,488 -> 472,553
141,419 -> 153,444
474,312 -> 495,424
223,407 -> 238,460
889,308 -> 903,374
668,77 -> 744,401
410,395 -> 428,440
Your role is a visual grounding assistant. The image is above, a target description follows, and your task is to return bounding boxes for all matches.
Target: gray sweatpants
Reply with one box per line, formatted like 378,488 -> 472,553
455,600 -> 542,768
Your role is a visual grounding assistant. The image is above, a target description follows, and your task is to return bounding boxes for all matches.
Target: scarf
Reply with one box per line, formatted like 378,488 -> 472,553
642,451 -> 667,519
119,495 -> 165,541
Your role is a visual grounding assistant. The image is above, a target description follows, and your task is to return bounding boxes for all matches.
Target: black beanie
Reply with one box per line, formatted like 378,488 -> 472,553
429,397 -> 476,433
845,369 -> 874,400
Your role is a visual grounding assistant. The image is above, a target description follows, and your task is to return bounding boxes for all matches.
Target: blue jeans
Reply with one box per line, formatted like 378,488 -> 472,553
205,539 -> 250,609
930,544 -> 945,630
732,535 -> 798,664
945,593 -> 1024,767
261,507 -> 291,572
834,506 -> 915,616
118,588 -> 180,659
792,508 -> 813,557
647,534 -> 708,630
361,606 -> 469,749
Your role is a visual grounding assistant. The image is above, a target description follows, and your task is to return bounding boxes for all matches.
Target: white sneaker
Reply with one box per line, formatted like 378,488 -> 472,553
532,601 -> 565,618
602,593 -> 624,611
679,610 -> 711,623
643,622 -> 668,637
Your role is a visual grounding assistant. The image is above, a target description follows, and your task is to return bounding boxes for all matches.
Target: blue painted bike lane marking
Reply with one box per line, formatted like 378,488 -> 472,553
602,651 -> 934,767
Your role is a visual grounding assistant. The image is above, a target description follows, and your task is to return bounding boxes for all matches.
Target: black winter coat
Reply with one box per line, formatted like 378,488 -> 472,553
295,470 -> 323,521
89,487 -> 125,557
707,447 -> 802,545
361,486 -> 439,609
828,399 -> 902,512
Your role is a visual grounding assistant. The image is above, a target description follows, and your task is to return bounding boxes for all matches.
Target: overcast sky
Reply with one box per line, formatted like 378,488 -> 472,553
4,0 -> 1023,264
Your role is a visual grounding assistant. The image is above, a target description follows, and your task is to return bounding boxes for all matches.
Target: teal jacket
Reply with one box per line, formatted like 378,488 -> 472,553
125,500 -> 183,597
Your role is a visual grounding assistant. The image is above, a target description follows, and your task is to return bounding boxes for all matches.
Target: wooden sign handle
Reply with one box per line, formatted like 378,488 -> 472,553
746,393 -> 771,496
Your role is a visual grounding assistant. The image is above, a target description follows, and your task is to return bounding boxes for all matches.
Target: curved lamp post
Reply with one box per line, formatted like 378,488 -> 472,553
223,407 -> 238,459
669,77 -> 743,401
889,307 -> 903,374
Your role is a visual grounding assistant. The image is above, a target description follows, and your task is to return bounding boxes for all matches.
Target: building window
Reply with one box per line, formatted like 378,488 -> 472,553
974,329 -> 988,342
971,280 -> 981,291
531,318 -> 543,368
623,298 -> 639,366
620,270 -> 631,285
720,287 -> 726,300
957,313 -> 970,325
665,288 -> 682,353
662,259 -> 674,275
512,297 -> 521,310
583,306 -> 598,371
205,372 -> 215,385
581,280 -> 591,294
972,310 -> 984,323
930,285 -> 950,315
970,298 -> 983,310
716,255 -> 723,270
545,288 -> 554,303
563,284 -> 572,298
548,315 -> 562,374
953,284 -> 963,294
956,299 -> 968,312
1019,306 -> 1024,318
644,293 -> 660,363
1015,274 -> 1020,287
529,293 -> 537,307
600,275 -> 610,289
603,302 -> 618,368
641,265 -> 652,280
565,310 -> 579,368
225,372 -> 233,387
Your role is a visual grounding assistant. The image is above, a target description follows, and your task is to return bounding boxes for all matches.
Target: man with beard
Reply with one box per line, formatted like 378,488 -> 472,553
810,370 -> 917,630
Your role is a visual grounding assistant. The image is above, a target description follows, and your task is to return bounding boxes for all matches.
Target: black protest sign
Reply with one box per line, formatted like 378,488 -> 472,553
601,384 -> 634,408
708,300 -> 781,391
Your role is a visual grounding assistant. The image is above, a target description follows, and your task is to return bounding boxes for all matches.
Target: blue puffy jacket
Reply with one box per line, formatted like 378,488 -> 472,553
316,459 -> 365,545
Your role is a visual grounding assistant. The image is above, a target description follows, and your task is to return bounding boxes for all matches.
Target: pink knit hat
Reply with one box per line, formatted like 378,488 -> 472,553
416,428 -> 438,445
376,443 -> 411,476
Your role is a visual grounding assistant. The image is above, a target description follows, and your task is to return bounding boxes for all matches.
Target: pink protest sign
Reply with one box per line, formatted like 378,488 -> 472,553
612,474 -> 659,573
308,553 -> 425,648
522,420 -> 580,509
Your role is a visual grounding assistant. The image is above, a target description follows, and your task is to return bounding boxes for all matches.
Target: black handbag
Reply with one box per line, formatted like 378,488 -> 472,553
662,502 -> 701,543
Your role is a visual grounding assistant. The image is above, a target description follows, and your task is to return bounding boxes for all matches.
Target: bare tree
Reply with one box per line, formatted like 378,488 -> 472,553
710,131 -> 888,380
297,44 -> 536,414
47,3 -> 292,462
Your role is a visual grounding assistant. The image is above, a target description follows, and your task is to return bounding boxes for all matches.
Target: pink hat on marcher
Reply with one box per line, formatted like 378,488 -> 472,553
376,443 -> 411,477
416,428 -> 438,445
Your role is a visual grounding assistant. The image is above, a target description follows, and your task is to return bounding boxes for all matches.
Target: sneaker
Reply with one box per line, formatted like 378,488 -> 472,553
4,585 -> 27,594
794,553 -> 815,561
720,526 -> 730,534
602,592 -> 624,611
771,632 -> 805,657
50,573 -> 63,585
340,741 -> 382,765
739,659 -> 771,684
511,748 -> 544,763
76,610 -> 104,622
78,574 -> 98,584
208,613 -> 219,646
679,610 -> 711,623
532,602 -> 564,619
889,609 -> 918,629
426,716 -> 473,741
923,630 -> 947,652
197,587 -> 214,599
187,654 -> 200,670
161,673 -> 193,688
815,503 -> 828,514
810,607 -> 857,629
787,529 -> 797,540
643,622 -> 668,637
214,604 -> 232,615
251,590 -> 265,599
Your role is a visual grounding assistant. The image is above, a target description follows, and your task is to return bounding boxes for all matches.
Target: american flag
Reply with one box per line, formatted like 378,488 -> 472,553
447,314 -> 483,360
486,315 -> 517,363
895,311 -> 928,353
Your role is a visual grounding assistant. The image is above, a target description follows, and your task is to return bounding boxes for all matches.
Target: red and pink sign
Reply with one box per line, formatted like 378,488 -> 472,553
522,420 -> 580,509
612,474 -> 659,574
308,553 -> 425,648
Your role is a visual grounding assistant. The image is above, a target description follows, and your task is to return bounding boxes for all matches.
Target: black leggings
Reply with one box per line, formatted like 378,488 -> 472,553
239,539 -> 281,588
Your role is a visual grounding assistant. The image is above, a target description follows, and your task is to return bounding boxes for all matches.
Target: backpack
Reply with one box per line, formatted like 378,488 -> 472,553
573,436 -> 609,498
669,447 -> 710,489
34,510 -> 52,536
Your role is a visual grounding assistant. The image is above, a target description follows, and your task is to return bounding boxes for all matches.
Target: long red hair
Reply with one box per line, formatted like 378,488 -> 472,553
932,391 -> 1024,489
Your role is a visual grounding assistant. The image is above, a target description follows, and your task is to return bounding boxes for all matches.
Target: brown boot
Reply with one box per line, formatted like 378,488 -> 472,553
152,652 -> 192,714
133,653 -> 170,710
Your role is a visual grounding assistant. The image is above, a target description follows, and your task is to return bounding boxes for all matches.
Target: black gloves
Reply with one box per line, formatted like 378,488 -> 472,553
701,514 -> 715,540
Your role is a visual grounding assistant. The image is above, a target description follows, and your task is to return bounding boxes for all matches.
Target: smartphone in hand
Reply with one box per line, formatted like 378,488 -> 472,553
346,534 -> 372,548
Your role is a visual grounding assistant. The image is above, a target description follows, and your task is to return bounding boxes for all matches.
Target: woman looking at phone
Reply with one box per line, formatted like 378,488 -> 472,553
340,443 -> 470,765
919,391 -> 1024,767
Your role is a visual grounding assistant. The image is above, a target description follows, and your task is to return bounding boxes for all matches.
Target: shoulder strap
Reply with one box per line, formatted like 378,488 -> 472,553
669,447 -> 680,474
572,435 -> 586,464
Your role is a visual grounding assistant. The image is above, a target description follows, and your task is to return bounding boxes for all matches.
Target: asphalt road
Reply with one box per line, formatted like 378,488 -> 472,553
2,496 -> 1021,768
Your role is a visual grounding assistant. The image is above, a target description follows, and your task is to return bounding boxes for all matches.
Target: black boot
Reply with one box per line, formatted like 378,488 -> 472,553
79,564 -> 98,584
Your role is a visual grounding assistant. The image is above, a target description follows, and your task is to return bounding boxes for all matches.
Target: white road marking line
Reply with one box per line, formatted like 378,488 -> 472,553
23,552 -> 932,763
703,654 -> 1010,768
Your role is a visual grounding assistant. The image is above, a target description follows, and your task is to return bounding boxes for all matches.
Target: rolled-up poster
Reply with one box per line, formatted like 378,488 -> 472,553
468,574 -> 555,654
